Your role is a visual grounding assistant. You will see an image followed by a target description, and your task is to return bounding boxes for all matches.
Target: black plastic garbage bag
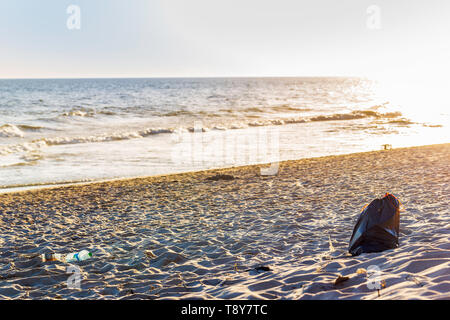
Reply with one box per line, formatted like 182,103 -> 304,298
349,193 -> 401,256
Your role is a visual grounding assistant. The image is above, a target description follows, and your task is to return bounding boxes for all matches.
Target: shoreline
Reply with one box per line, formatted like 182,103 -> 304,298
2,142 -> 449,196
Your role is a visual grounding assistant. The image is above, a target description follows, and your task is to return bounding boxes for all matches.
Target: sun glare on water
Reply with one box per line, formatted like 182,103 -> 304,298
374,75 -> 450,128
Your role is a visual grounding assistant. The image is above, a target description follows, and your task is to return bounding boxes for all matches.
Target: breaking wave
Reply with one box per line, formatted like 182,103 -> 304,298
271,105 -> 313,113
0,108 -> 408,156
17,124 -> 46,132
0,128 -> 176,156
60,107 -> 117,118
0,124 -> 24,138
41,128 -> 175,146
0,123 -> 53,138
310,110 -> 402,122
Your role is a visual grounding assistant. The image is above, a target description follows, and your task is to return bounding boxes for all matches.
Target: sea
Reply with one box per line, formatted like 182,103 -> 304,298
0,77 -> 448,193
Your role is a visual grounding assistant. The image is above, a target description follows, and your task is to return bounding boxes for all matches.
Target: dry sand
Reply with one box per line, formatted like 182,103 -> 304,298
0,143 -> 449,300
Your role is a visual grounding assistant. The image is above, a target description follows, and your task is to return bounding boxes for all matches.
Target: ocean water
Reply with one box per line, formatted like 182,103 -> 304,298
0,77 -> 448,192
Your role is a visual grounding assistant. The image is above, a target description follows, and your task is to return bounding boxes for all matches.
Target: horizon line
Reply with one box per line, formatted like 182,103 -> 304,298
0,75 -> 368,81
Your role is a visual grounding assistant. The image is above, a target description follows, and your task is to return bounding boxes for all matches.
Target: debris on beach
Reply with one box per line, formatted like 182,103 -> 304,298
348,193 -> 401,256
41,250 -> 92,263
254,266 -> 271,272
356,268 -> 367,275
245,266 -> 272,273
206,174 -> 235,181
377,280 -> 387,297
334,275 -> 350,286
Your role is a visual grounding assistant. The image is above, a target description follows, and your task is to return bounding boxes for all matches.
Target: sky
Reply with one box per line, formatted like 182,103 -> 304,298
0,0 -> 449,79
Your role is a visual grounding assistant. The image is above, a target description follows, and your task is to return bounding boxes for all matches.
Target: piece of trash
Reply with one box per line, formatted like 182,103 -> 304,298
376,280 -> 387,297
206,174 -> 235,181
255,266 -> 271,272
356,268 -> 367,275
41,250 -> 92,263
245,266 -> 272,273
65,250 -> 92,262
41,253 -> 62,262
334,275 -> 350,286
349,193 -> 401,256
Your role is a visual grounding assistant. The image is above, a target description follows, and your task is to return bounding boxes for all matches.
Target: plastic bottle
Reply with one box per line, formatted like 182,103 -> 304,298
41,253 -> 64,262
64,250 -> 92,262
41,250 -> 92,263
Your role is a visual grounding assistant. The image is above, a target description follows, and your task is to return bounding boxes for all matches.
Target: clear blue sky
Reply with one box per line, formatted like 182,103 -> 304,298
0,0 -> 449,79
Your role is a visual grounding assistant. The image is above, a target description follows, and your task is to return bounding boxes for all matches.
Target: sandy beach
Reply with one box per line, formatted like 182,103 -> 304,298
0,143 -> 448,300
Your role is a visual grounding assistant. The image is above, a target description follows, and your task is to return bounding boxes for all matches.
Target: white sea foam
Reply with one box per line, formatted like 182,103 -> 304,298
42,128 -> 175,146
0,110 -> 411,156
0,124 -> 24,138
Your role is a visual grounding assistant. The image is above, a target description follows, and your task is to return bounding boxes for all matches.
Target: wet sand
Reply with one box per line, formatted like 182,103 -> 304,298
0,143 -> 449,299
